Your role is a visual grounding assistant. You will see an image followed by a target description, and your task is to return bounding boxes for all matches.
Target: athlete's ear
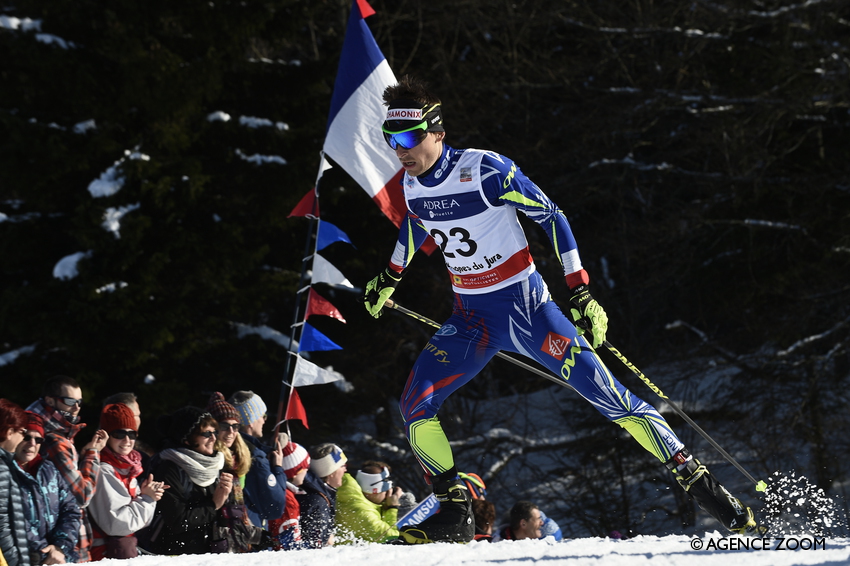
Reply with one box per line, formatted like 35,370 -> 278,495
434,131 -> 446,143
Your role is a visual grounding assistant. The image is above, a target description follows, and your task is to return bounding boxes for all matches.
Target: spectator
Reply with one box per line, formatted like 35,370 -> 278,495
493,501 -> 543,541
228,391 -> 288,529
101,393 -> 152,475
88,404 -> 165,560
471,499 -> 496,542
147,407 -> 232,555
336,461 -> 402,544
100,394 -> 140,431
267,437 -> 309,550
207,392 -> 266,553
0,399 -> 30,566
538,510 -> 563,541
26,375 -> 107,562
13,412 -> 80,564
297,443 -> 347,548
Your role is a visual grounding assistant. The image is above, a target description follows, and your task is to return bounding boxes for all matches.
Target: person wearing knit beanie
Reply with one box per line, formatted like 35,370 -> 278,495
281,441 -> 310,481
24,410 -> 45,437
99,403 -> 138,434
225,392 -> 287,530
206,392 -> 240,424
228,391 -> 267,435
309,443 -> 348,482
156,406 -> 211,446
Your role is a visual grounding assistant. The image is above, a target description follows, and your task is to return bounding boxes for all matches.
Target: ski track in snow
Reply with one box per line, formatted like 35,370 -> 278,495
126,535 -> 850,566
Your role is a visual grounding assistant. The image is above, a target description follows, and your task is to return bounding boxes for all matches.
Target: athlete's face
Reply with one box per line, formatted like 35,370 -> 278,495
396,131 -> 445,177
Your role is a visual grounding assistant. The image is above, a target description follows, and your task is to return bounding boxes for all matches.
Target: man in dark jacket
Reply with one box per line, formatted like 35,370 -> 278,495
297,443 -> 348,548
228,391 -> 288,528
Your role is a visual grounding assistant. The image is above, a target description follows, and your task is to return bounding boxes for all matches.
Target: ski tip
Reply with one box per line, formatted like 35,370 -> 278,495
756,480 -> 768,492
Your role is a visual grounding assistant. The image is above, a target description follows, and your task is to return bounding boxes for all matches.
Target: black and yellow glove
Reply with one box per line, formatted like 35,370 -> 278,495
568,283 -> 609,349
364,267 -> 403,318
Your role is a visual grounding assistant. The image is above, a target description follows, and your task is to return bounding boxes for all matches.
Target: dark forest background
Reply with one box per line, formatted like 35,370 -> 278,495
1,0 -> 848,536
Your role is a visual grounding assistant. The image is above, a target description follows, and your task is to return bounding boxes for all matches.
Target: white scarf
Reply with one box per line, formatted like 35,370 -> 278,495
159,448 -> 224,487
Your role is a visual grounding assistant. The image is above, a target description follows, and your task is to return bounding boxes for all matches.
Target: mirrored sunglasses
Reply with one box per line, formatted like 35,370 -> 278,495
382,121 -> 428,150
219,422 -> 240,432
57,396 -> 83,407
109,430 -> 138,440
197,430 -> 217,438
23,434 -> 44,445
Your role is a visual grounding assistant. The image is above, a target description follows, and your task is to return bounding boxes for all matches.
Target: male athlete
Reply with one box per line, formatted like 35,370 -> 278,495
364,75 -> 759,544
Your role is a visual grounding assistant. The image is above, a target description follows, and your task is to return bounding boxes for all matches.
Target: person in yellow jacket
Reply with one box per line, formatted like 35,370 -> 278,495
335,461 -> 402,544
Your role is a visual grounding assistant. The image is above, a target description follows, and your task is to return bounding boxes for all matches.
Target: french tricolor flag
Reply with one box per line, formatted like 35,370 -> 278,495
323,0 -> 407,227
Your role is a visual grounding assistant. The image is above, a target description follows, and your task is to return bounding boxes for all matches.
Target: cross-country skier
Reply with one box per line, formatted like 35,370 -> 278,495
363,75 -> 761,544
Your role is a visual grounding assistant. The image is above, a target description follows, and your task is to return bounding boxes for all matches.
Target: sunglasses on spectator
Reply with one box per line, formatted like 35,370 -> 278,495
109,430 -> 138,440
23,434 -> 44,445
197,430 -> 217,438
219,423 -> 240,432
55,396 -> 83,407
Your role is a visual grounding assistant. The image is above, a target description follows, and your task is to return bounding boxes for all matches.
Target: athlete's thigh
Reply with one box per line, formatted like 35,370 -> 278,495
512,300 -> 635,411
400,312 -> 499,422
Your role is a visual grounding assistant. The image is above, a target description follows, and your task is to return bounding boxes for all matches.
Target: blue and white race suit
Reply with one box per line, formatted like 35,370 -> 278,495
389,145 -> 684,477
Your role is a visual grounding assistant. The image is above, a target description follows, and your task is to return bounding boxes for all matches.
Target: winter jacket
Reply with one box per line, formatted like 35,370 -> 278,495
26,400 -> 100,563
239,434 -> 288,527
14,455 -> 80,563
146,457 -> 222,556
335,473 -> 399,544
295,470 -> 337,548
0,448 -> 30,566
88,448 -> 156,561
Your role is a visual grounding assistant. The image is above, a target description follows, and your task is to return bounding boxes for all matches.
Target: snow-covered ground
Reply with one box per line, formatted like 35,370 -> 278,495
123,534 -> 850,566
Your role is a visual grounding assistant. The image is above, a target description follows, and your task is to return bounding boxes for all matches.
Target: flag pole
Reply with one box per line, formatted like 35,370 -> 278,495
274,154 -> 326,435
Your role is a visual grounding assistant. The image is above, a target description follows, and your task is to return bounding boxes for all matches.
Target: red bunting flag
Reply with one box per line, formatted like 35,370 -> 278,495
288,188 -> 319,218
285,387 -> 309,429
305,289 -> 346,323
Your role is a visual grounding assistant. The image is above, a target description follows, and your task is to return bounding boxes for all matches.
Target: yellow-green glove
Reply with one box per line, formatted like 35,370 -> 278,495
568,284 -> 608,348
364,268 -> 403,318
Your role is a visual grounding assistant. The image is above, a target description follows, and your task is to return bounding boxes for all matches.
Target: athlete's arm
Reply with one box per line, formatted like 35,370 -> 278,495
388,210 -> 431,273
479,152 -> 584,279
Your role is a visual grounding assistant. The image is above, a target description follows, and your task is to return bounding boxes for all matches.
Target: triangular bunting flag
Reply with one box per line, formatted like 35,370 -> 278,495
306,289 -> 347,323
298,322 -> 342,352
292,355 -> 345,387
317,220 -> 354,251
288,188 -> 320,218
285,387 -> 309,429
311,254 -> 354,288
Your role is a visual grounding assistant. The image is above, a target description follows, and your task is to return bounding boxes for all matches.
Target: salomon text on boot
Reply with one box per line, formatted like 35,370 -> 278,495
666,448 -> 764,535
399,468 -> 475,544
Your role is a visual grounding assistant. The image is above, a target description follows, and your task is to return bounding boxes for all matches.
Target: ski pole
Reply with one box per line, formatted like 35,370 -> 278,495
601,341 -> 766,492
384,299 -> 767,492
